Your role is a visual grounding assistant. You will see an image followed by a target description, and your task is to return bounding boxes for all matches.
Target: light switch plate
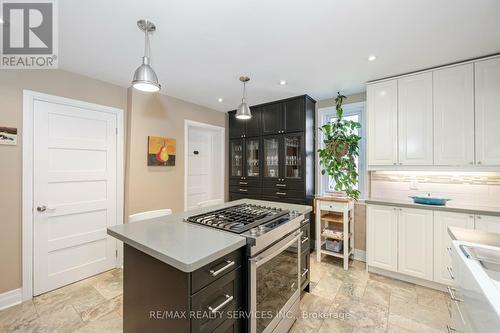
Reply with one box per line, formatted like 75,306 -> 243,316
410,180 -> 419,190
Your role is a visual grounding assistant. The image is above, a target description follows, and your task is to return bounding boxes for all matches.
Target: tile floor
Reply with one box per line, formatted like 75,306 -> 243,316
0,254 -> 450,332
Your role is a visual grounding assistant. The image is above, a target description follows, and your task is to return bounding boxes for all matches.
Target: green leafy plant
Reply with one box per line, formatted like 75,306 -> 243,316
318,92 -> 361,200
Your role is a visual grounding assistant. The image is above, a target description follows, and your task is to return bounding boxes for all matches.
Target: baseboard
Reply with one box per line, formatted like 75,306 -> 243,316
367,266 -> 447,292
0,288 -> 22,311
353,249 -> 366,262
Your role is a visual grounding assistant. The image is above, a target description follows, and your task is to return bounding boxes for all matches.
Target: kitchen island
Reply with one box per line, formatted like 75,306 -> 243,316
108,199 -> 312,333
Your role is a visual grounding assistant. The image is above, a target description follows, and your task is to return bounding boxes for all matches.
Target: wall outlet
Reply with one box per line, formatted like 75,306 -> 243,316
410,180 -> 419,190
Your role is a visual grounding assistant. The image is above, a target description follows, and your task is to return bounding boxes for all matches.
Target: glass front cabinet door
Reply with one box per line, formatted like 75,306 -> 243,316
245,138 -> 260,178
283,133 -> 303,181
230,139 -> 244,178
263,136 -> 280,180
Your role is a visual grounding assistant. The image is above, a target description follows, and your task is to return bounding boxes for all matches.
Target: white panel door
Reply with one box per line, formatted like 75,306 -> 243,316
433,64 -> 475,166
34,100 -> 117,295
367,205 -> 398,272
475,215 -> 500,234
398,208 -> 433,280
475,58 -> 500,166
398,73 -> 433,165
433,211 -> 474,285
367,81 -> 398,165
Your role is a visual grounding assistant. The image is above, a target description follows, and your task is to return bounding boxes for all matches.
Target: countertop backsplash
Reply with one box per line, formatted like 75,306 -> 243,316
369,171 -> 500,208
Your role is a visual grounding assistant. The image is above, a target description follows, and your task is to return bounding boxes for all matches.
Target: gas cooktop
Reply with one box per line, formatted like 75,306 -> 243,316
185,204 -> 289,234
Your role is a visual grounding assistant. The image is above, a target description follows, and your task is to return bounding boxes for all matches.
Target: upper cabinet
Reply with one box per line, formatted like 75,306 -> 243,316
433,64 -> 475,166
228,108 -> 261,139
475,58 -> 500,166
367,80 -> 398,165
398,73 -> 433,165
261,98 -> 305,135
261,103 -> 282,135
367,56 -> 500,168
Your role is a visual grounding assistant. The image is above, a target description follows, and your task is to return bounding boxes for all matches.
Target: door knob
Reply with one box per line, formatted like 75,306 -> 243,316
37,205 -> 47,212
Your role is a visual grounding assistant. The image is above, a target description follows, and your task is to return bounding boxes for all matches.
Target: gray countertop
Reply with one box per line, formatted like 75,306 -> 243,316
107,199 -> 312,272
365,197 -> 500,217
448,226 -> 500,248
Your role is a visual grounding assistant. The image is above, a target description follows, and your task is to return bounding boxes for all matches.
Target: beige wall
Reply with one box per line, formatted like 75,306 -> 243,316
0,70 -> 127,294
125,89 -> 227,216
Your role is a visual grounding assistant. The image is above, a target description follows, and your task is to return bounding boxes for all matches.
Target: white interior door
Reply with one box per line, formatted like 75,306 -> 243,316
186,125 -> 223,210
33,99 -> 118,295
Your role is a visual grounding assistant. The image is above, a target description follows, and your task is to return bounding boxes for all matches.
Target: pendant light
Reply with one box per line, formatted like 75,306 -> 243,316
236,76 -> 251,120
132,19 -> 161,92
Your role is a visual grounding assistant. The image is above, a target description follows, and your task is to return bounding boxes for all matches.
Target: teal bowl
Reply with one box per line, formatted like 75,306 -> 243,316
409,196 -> 451,206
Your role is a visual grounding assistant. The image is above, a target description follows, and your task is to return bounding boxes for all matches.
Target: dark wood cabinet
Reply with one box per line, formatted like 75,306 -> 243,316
229,107 -> 261,138
245,107 -> 261,137
228,95 -> 315,206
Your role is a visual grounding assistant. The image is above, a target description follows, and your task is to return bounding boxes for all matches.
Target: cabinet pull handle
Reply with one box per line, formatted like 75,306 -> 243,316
477,216 -> 482,220
301,268 -> 309,277
276,184 -> 287,187
447,247 -> 452,254
209,260 -> 235,277
446,325 -> 458,333
446,267 -> 455,280
447,286 -> 463,302
208,294 -> 233,313
301,237 -> 309,244
276,192 -> 287,196
477,161 -> 482,165
239,182 -> 248,185
239,188 -> 248,192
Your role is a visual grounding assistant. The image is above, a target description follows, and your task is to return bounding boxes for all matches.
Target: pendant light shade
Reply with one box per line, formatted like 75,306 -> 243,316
132,19 -> 161,92
236,76 -> 251,120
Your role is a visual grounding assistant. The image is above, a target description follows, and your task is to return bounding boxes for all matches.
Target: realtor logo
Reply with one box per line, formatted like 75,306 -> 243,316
1,0 -> 58,68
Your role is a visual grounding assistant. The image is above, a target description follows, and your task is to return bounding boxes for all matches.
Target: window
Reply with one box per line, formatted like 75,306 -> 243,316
317,102 -> 366,198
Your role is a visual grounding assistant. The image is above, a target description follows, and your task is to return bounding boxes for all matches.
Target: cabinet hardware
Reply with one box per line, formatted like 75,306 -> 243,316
290,282 -> 296,290
276,192 -> 287,196
301,237 -> 309,244
446,325 -> 458,333
239,182 -> 248,185
447,247 -> 452,254
477,161 -> 482,165
209,260 -> 235,276
477,215 -> 482,219
399,163 -> 403,165
208,294 -> 233,313
446,267 -> 455,280
276,184 -> 287,187
301,268 -> 309,277
393,163 -> 397,165
447,286 -> 463,302
239,188 -> 248,192
469,162 -> 473,165
469,215 -> 474,219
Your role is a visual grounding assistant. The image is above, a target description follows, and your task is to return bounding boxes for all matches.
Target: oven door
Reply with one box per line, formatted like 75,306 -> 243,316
249,229 -> 302,333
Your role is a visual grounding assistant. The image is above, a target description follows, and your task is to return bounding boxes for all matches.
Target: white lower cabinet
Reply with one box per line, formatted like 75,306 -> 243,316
475,214 -> 500,233
433,211 -> 474,285
367,205 -> 398,272
398,208 -> 434,280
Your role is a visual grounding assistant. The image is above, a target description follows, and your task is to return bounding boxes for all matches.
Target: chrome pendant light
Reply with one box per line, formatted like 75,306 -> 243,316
132,19 -> 161,92
236,76 -> 251,120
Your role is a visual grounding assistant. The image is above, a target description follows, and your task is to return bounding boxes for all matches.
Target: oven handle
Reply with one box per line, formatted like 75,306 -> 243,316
251,230 -> 302,268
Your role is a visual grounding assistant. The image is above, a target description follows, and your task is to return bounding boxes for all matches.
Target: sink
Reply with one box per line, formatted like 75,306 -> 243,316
461,244 -> 500,281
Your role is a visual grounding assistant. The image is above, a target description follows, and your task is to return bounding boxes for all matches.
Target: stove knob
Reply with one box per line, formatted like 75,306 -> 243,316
250,228 -> 259,236
258,225 -> 266,231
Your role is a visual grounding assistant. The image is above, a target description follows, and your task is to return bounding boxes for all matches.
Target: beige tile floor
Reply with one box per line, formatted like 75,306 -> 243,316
0,253 -> 450,332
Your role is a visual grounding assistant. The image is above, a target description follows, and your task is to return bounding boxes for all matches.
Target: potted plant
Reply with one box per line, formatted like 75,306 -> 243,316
318,92 -> 361,200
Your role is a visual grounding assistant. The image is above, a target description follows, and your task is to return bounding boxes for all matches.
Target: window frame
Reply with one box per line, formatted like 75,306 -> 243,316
317,102 -> 367,198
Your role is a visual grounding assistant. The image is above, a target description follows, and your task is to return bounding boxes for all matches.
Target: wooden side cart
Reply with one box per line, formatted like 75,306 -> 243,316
314,196 -> 355,270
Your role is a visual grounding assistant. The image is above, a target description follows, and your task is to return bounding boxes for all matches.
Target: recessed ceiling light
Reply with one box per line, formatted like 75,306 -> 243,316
279,80 -> 287,86
367,55 -> 377,62
218,98 -> 223,102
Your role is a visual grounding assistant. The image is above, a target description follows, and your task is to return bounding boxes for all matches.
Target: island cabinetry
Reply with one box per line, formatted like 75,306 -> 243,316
123,244 -> 245,333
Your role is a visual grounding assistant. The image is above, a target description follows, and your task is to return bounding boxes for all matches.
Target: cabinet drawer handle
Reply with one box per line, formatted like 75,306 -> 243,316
239,182 -> 248,185
209,260 -> 235,276
301,268 -> 309,277
276,184 -> 287,187
301,237 -> 309,244
239,188 -> 248,192
447,247 -> 452,254
447,325 -> 459,333
208,294 -> 233,313
447,286 -> 463,302
276,192 -> 287,196
446,267 -> 455,280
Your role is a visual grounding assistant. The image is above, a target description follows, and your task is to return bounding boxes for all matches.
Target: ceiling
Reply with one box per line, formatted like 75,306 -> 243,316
58,0 -> 500,111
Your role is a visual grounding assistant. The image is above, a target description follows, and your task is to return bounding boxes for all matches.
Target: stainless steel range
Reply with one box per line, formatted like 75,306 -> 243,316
186,203 -> 306,333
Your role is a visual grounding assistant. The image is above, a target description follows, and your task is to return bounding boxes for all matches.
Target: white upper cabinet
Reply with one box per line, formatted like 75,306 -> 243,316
433,64 -> 475,166
398,207 -> 434,280
433,211 -> 474,285
398,73 -> 434,165
475,58 -> 500,166
367,80 -> 398,165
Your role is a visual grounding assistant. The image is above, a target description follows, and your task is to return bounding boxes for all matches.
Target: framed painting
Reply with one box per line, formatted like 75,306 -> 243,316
148,136 -> 176,166
0,127 -> 17,145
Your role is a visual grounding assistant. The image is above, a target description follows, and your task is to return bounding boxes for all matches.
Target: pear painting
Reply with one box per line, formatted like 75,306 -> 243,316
148,136 -> 176,166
